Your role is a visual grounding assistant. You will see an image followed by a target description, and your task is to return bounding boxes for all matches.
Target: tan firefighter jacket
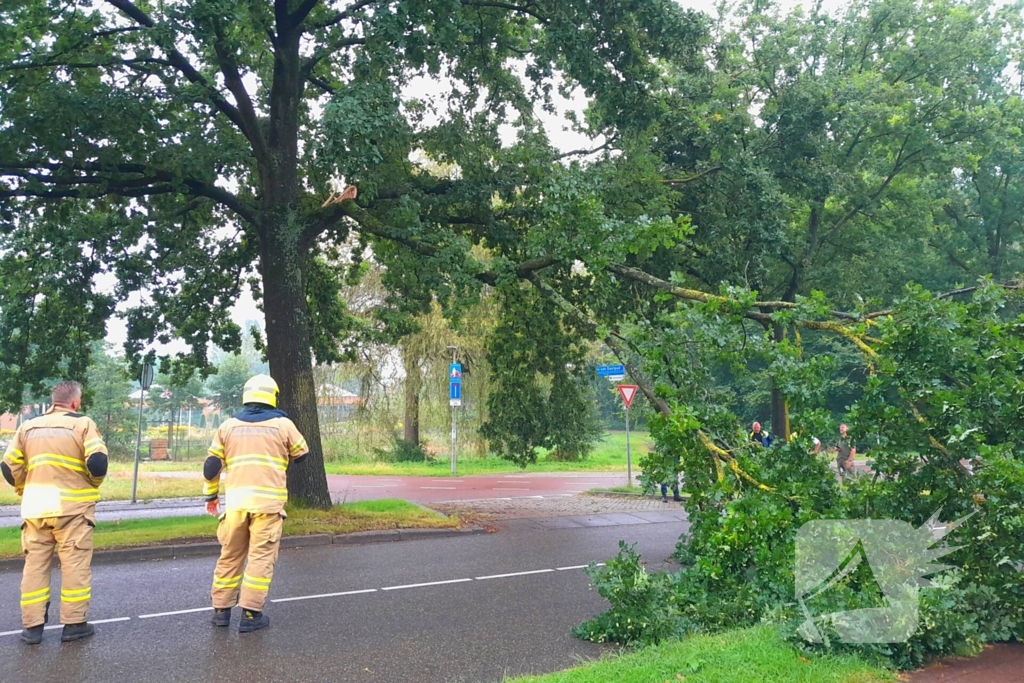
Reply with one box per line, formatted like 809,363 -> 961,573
204,415 -> 309,514
2,407 -> 107,520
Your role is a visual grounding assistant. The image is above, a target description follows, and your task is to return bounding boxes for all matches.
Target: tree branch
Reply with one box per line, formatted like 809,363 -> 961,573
102,0 -> 254,148
308,0 -> 378,30
0,161 -> 258,226
211,20 -> 271,167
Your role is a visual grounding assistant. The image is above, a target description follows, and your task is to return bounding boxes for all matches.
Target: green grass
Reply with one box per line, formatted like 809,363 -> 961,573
507,625 -> 893,683
0,499 -> 457,559
325,430 -> 649,477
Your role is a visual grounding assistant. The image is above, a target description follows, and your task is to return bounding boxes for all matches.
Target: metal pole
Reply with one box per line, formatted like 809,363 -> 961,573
131,386 -> 145,504
625,403 -> 632,487
450,348 -> 457,476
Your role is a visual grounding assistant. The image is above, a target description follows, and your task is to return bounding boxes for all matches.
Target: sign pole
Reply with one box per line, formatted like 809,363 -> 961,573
625,402 -> 632,486
131,363 -> 153,504
616,384 -> 639,488
448,347 -> 459,476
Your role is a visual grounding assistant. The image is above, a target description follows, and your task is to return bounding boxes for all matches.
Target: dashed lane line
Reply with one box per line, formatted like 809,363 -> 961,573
381,578 -> 474,591
273,588 -> 377,604
140,607 -> 213,619
0,562 -> 606,636
475,569 -> 554,580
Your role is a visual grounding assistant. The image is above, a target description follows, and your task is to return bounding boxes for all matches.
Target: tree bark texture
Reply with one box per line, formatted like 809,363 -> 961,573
402,346 -> 421,446
260,226 -> 333,509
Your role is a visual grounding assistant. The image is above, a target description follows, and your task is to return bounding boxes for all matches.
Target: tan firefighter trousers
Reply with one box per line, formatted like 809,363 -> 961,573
211,511 -> 283,611
20,515 -> 94,627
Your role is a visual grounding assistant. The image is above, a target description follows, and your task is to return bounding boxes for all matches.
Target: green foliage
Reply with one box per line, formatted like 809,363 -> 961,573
579,282 -> 1024,669
373,437 -> 429,464
206,354 -> 252,416
84,343 -> 137,459
481,289 -> 603,465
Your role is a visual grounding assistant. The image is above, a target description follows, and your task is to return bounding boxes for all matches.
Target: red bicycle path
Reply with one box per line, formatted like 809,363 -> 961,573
326,470 -> 638,504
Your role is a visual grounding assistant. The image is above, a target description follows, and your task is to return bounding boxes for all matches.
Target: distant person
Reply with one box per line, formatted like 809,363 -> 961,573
812,436 -> 822,454
750,422 -> 773,448
836,424 -> 856,476
661,477 -> 683,503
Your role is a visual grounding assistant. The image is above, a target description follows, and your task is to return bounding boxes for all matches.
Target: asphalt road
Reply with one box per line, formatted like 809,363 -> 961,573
0,516 -> 684,683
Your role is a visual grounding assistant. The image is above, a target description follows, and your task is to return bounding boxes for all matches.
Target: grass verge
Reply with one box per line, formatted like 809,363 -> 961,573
506,625 -> 894,683
0,499 -> 458,559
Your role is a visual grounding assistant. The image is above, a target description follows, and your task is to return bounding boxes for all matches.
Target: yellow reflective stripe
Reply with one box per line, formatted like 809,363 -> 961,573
59,487 -> 100,501
5,447 -> 24,464
226,454 -> 288,470
21,587 -> 50,599
208,446 -> 225,458
213,575 -> 242,588
84,441 -> 106,456
289,440 -> 308,455
242,580 -> 271,591
27,455 -> 88,474
226,485 -> 288,498
242,574 -> 271,585
203,480 -> 220,495
62,593 -> 91,603
61,587 -> 91,598
21,592 -> 51,606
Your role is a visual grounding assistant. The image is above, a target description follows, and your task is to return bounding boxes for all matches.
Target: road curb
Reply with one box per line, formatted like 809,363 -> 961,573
0,526 -> 489,571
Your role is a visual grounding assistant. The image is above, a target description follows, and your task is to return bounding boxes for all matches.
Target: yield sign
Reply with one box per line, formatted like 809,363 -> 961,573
618,385 -> 639,409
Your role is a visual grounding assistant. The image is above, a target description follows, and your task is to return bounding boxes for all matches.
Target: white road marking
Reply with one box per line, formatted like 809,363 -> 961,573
493,487 -> 530,491
139,607 -> 213,619
420,486 -> 458,490
26,617 -> 131,633
0,559 -> 611,636
475,569 -> 554,580
273,589 -> 377,604
381,578 -> 473,591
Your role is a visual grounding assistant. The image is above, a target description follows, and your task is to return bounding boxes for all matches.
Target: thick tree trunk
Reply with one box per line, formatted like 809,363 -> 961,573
402,346 -> 421,446
260,228 -> 333,509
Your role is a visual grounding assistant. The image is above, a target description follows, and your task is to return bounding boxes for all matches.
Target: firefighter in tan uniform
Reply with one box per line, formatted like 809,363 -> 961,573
1,381 -> 107,644
204,374 -> 308,632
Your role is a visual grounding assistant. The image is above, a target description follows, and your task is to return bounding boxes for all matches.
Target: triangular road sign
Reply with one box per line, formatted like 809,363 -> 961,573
618,384 -> 639,408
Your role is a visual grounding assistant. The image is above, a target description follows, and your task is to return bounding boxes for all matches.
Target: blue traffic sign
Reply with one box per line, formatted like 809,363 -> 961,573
449,363 -> 463,383
596,364 -> 626,378
450,382 -> 462,401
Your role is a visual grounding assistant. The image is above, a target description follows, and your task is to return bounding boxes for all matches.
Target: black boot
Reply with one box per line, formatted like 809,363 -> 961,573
60,622 -> 95,643
239,609 -> 270,633
211,608 -> 231,627
20,625 -> 44,645
20,600 -> 50,645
